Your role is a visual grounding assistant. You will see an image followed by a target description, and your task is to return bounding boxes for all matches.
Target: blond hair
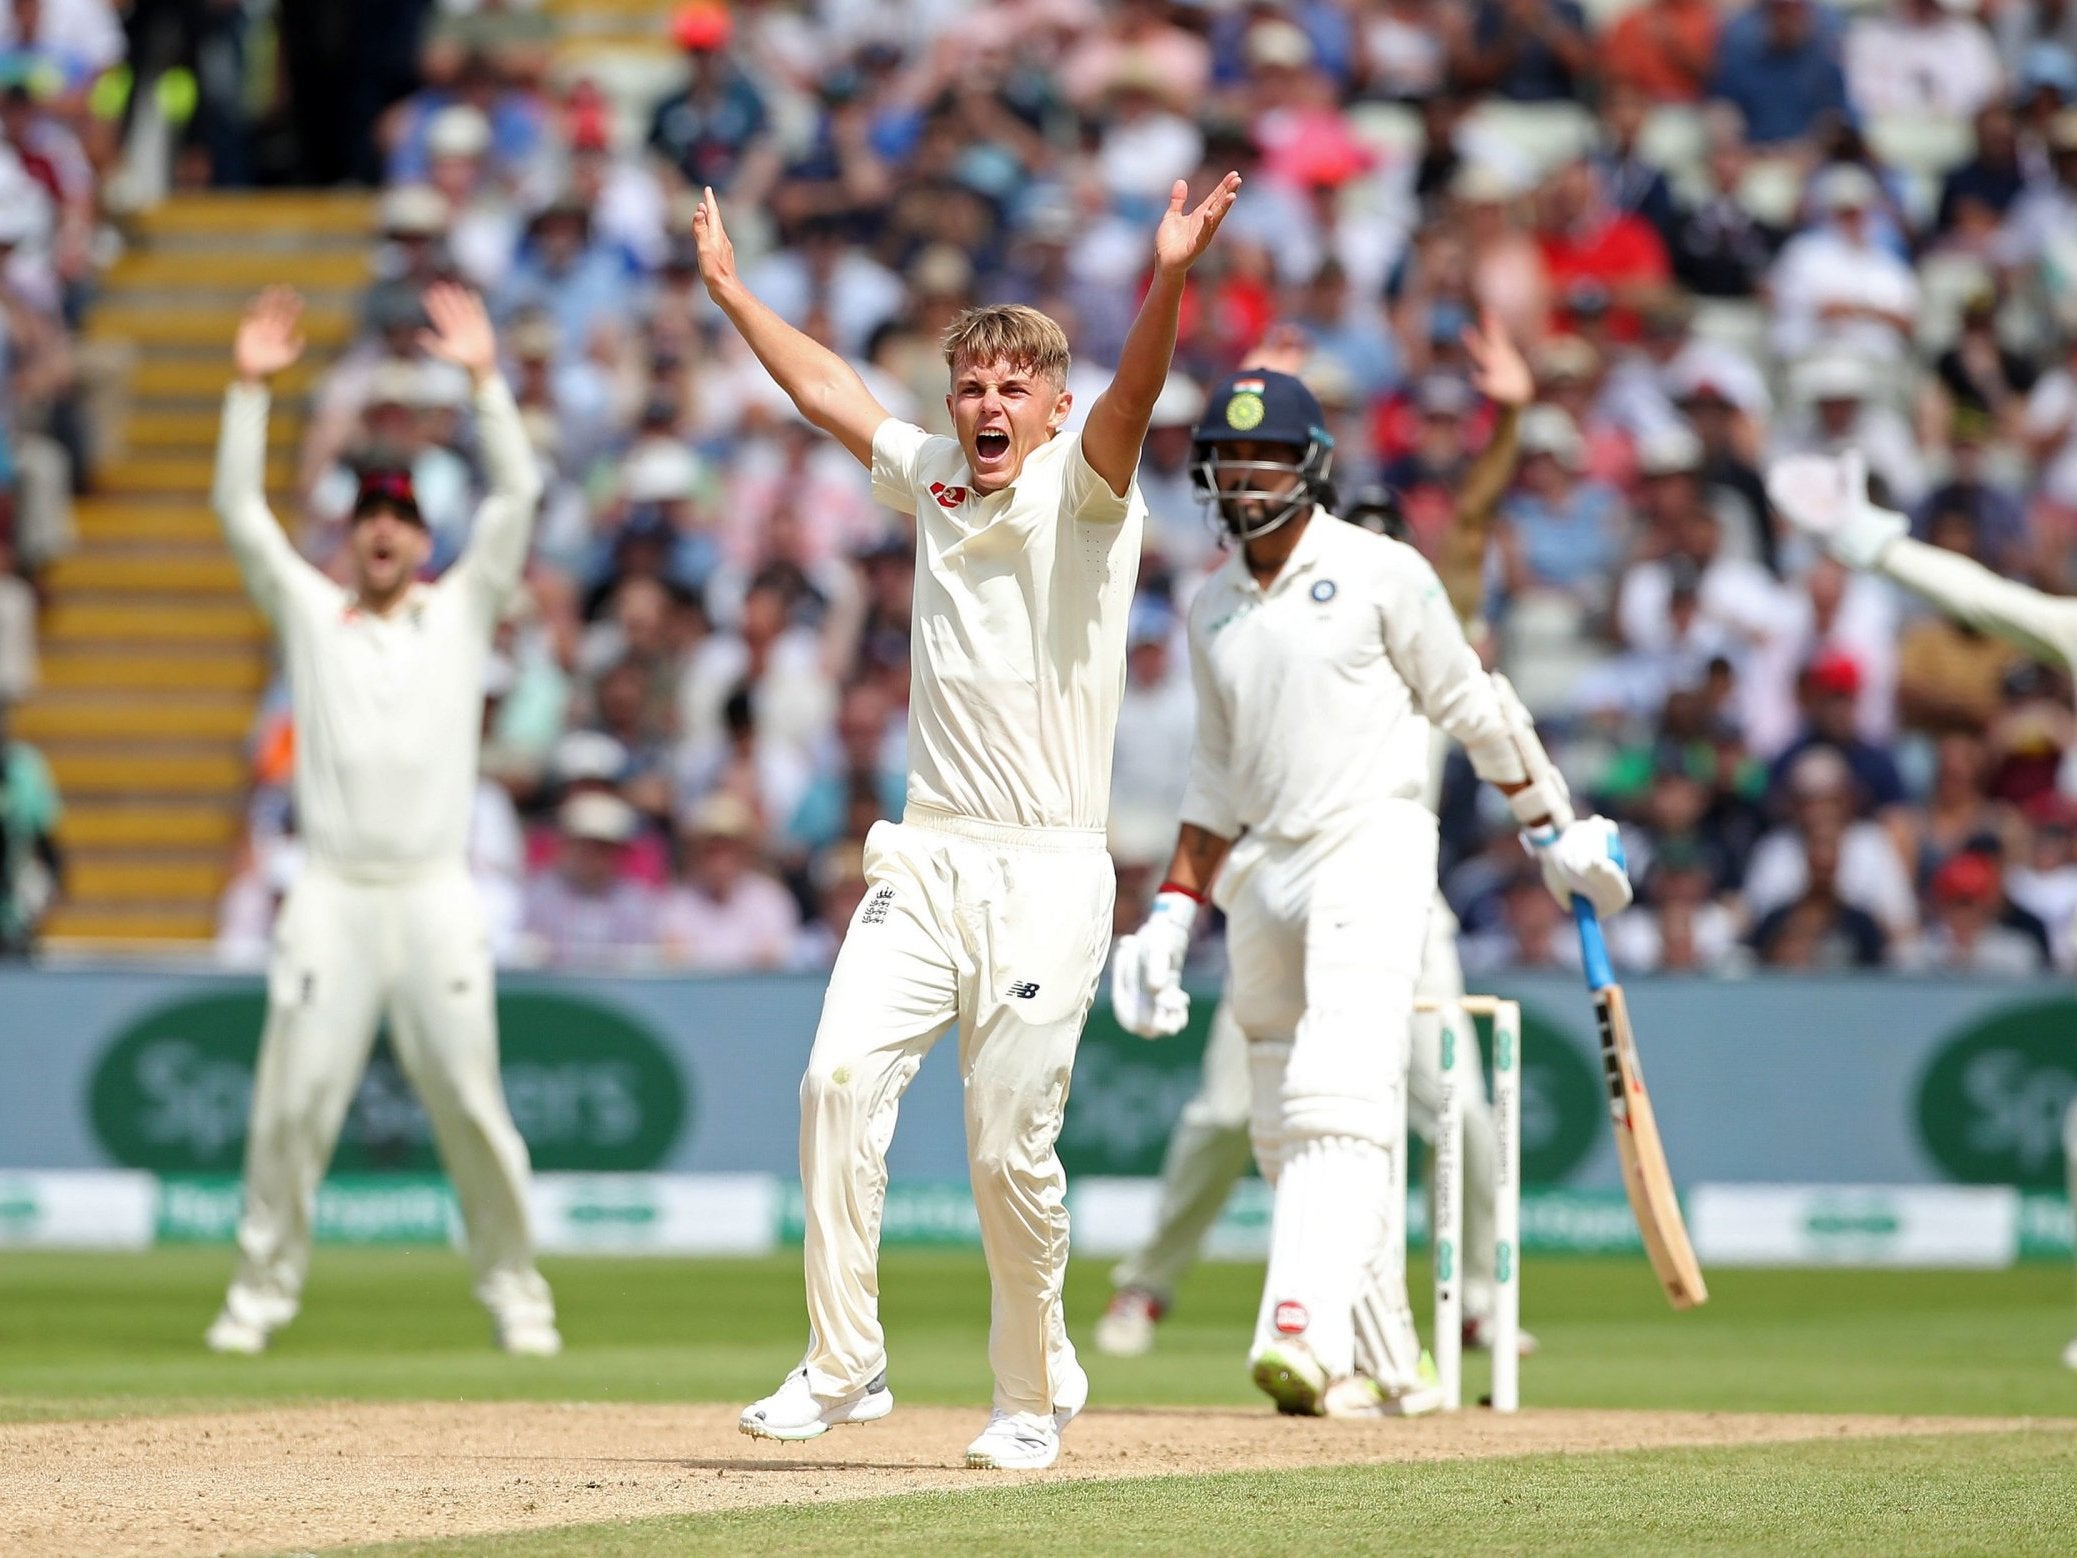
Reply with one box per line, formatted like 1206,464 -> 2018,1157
941,304 -> 1071,387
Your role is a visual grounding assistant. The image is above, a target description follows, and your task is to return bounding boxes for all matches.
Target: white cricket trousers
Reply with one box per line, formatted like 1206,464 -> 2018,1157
798,807 -> 1114,1419
1224,801 -> 1436,1387
220,860 -> 554,1334
1110,894 -> 1500,1316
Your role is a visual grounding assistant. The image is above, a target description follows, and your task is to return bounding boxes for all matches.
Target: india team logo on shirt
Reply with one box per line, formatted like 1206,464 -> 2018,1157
1311,579 -> 1337,603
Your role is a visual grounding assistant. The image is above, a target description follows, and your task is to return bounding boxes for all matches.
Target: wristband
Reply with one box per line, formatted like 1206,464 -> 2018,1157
1157,881 -> 1206,904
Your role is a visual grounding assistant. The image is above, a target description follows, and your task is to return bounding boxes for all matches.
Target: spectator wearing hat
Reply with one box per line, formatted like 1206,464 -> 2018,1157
1775,352 -> 1927,511
1378,372 -> 1479,550
1913,413 -> 2030,571
521,791 -> 662,968
647,2 -> 778,202
1895,849 -> 2049,973
658,793 -> 800,970
1933,295 -> 2036,434
387,46 -> 548,195
1607,836 -> 1744,974
790,841 -> 873,970
1497,403 -> 1628,605
1710,0 -> 1851,151
1766,650 -> 1908,810
1352,0 -> 1453,102
494,196 -> 637,359
1454,0 -> 1595,103
1998,107 -> 2077,281
1136,371 -> 1214,571
421,103 -> 524,293
1604,0 -> 1722,104
1845,0 -> 2003,122
743,214 -> 904,362
1064,0 -> 1214,112
1768,165 -> 1919,366
1533,335 -> 1631,487
1905,731 -> 2021,886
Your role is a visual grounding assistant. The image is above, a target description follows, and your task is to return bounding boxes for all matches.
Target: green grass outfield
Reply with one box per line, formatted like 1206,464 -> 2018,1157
5,1249 -> 2076,1552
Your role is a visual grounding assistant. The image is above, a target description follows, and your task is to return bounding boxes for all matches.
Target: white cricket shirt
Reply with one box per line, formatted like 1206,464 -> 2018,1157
214,378 -> 542,876
1182,512 -> 1524,844
871,417 -> 1145,831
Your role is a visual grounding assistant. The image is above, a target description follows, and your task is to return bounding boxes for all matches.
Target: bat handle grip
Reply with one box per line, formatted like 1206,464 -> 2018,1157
1573,897 -> 1616,993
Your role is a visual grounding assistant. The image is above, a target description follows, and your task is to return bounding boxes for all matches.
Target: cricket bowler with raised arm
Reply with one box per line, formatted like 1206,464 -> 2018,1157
204,284 -> 559,1357
1099,316 -> 1536,1363
1111,368 -> 1632,1414
692,173 -> 1241,1469
1768,448 -> 2077,1372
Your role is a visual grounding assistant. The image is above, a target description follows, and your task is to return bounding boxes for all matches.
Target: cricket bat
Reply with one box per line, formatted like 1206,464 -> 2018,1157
1574,901 -> 1709,1310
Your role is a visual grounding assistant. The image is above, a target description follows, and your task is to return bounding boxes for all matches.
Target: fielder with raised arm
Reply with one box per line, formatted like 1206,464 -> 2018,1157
1099,317 -> 1535,1362
693,173 -> 1240,1469
205,285 -> 558,1357
1111,368 -> 1632,1415
1768,449 -> 2077,1372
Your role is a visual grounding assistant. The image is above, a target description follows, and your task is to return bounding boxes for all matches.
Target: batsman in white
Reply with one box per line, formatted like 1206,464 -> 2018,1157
1768,448 -> 2077,1373
1098,318 -> 1535,1362
693,173 -> 1242,1470
1112,368 -> 1632,1415
204,284 -> 559,1357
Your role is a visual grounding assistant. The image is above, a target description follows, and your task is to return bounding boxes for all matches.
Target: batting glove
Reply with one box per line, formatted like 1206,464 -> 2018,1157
1524,815 -> 1634,920
1110,890 -> 1197,1039
1764,449 -> 1906,572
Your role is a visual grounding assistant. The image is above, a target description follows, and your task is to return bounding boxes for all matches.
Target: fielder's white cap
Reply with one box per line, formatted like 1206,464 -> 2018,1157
427,105 -> 493,160
379,183 -> 450,236
561,790 -> 638,844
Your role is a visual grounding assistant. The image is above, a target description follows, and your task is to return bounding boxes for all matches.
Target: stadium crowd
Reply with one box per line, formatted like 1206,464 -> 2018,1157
16,0 -> 2077,976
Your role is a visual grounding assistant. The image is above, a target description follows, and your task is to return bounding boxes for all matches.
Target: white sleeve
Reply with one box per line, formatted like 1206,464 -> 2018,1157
869,417 -> 930,514
212,384 -> 320,625
451,373 -> 545,622
1378,547 -> 1525,786
1178,613 -> 1240,839
1060,430 -> 1134,524
1879,535 -> 2077,670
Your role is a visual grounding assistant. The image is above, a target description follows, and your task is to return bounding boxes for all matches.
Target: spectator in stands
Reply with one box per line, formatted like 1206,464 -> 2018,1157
1453,0 -> 1594,103
791,841 -> 870,970
785,678 -> 904,856
1498,402 -> 1627,606
1745,746 -> 1918,939
1938,103 -> 2028,239
1766,652 -> 1908,813
1845,0 -> 2004,122
494,196 -> 637,360
0,535 -> 34,703
647,2 -> 776,202
1768,165 -> 1920,367
1608,836 -> 1744,974
1604,0 -> 1721,104
1895,849 -> 2049,973
1593,83 -> 1679,245
1774,352 -> 1927,511
1668,119 -> 1785,299
1749,831 -> 1890,968
1537,158 -> 1672,344
658,793 -> 800,970
520,790 -> 661,969
2009,794 -> 2077,967
0,694 -> 60,956
1710,0 -> 1850,150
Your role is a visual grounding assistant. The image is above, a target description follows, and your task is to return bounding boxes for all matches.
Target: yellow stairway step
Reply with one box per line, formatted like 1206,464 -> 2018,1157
89,303 -> 352,351
47,553 -> 247,593
132,193 -> 377,238
107,247 -> 372,291
57,802 -> 244,848
45,599 -> 268,643
48,746 -> 249,793
66,856 -> 229,899
16,696 -> 252,740
43,907 -> 219,942
38,650 -> 266,693
76,501 -> 225,544
132,358 -> 320,399
124,408 -> 303,451
98,452 -> 296,496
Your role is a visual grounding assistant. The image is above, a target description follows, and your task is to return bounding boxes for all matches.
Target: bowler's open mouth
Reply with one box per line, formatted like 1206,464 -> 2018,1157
975,430 -> 1010,461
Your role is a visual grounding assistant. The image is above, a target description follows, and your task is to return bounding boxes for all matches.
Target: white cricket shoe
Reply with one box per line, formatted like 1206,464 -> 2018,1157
1321,1371 -> 1446,1419
739,1367 -> 894,1442
204,1311 -> 269,1355
966,1409 -> 1060,1470
2062,1337 -> 2077,1371
1094,1288 -> 1163,1357
497,1318 -> 563,1357
1251,1338 -> 1328,1417
1464,1315 -> 1539,1356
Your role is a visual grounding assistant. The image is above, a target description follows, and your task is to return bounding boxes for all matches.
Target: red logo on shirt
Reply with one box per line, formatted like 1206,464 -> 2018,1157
929,482 -> 967,508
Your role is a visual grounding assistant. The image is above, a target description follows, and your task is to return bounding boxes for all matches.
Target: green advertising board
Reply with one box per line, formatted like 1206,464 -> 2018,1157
1916,998 -> 2077,1189
88,990 -> 689,1174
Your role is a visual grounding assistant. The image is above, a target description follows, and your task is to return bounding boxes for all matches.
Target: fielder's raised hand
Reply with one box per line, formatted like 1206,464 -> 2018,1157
234,287 -> 305,385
